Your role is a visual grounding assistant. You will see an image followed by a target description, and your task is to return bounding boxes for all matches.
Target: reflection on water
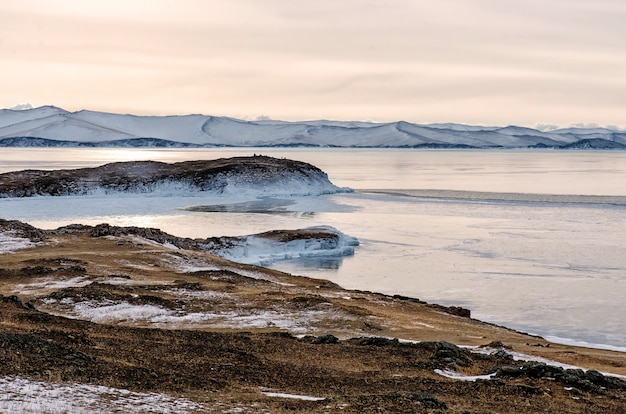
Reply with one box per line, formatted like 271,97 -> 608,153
183,198 -> 296,213
275,255 -> 349,271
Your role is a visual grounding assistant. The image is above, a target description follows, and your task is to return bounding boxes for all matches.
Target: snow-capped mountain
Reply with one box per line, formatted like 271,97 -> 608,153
1,106 -> 625,149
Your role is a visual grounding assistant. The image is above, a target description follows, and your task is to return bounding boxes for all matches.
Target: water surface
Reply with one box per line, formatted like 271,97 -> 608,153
1,148 -> 625,349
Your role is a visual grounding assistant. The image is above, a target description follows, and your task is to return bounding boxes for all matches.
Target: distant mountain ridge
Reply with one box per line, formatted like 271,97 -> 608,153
1,106 -> 625,149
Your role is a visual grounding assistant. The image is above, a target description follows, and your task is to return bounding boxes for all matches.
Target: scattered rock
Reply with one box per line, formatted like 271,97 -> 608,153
492,349 -> 513,360
481,340 -> 512,350
392,294 -> 426,304
426,341 -> 474,367
0,219 -> 46,242
428,303 -> 471,318
312,334 -> 339,344
495,361 -> 626,392
355,337 -> 399,346
0,294 -> 36,310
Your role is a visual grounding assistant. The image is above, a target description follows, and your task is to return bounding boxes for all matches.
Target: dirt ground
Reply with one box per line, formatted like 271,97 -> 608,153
1,223 -> 625,413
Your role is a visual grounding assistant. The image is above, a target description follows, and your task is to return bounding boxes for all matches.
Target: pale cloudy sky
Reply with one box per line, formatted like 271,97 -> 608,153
2,0 -> 625,127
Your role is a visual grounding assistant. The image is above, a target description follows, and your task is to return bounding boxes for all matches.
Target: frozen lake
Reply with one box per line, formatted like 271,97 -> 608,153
1,148 -> 625,350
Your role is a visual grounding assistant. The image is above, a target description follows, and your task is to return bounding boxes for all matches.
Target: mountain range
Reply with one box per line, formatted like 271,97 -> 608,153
1,106 -> 625,149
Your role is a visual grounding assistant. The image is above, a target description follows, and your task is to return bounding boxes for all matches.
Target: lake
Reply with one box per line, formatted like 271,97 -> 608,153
1,148 -> 625,350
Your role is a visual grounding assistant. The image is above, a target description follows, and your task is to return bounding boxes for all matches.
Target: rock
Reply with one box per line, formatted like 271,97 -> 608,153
497,365 -> 523,377
431,341 -> 473,367
357,337 -> 399,346
392,294 -> 426,304
312,334 -> 339,344
20,266 -> 53,275
0,295 -> 36,310
492,349 -> 513,360
585,369 -> 606,384
0,219 -> 46,242
481,340 -> 512,350
428,303 -> 472,318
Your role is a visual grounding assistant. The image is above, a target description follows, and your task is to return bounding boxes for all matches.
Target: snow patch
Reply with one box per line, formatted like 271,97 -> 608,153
0,376 -> 205,413
261,391 -> 326,401
0,231 -> 38,254
44,298 -> 353,333
156,252 -> 221,273
14,277 -> 91,295
163,289 -> 232,301
434,369 -> 496,381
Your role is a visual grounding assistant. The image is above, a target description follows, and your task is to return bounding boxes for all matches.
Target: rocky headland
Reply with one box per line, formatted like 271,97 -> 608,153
0,156 -> 347,197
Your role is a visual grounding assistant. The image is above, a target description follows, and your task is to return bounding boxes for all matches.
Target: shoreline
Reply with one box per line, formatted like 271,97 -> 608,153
2,219 -> 625,412
2,155 -> 625,357
2,219 -> 625,366
3,218 -> 625,355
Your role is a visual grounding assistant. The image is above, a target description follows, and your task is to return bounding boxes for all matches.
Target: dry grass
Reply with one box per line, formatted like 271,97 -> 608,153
1,229 -> 625,413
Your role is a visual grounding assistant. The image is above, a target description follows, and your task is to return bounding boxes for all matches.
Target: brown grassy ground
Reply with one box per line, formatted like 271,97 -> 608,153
1,228 -> 625,413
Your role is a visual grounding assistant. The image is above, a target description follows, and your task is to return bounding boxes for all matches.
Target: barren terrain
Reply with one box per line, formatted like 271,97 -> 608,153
1,219 -> 625,413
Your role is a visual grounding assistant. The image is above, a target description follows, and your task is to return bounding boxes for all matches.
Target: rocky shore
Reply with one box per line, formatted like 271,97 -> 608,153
1,218 -> 625,413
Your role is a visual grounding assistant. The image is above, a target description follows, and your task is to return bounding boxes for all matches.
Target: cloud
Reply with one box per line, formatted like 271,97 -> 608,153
1,1 -> 625,127
569,123 -> 601,129
7,103 -> 33,110
567,123 -> 625,131
534,123 -> 560,132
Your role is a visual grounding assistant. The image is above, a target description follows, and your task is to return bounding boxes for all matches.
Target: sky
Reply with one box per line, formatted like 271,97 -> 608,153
2,0 -> 626,128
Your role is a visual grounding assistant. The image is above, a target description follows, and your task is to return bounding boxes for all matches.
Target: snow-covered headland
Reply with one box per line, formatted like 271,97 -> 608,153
0,156 -> 351,199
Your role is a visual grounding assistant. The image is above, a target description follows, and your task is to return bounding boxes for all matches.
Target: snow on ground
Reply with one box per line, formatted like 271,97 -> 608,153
206,226 -> 359,266
163,288 -> 232,301
0,376 -> 206,414
434,369 -> 496,381
156,251 -> 221,273
260,391 -> 326,401
40,298 -> 354,333
14,276 -> 91,295
0,231 -> 38,254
